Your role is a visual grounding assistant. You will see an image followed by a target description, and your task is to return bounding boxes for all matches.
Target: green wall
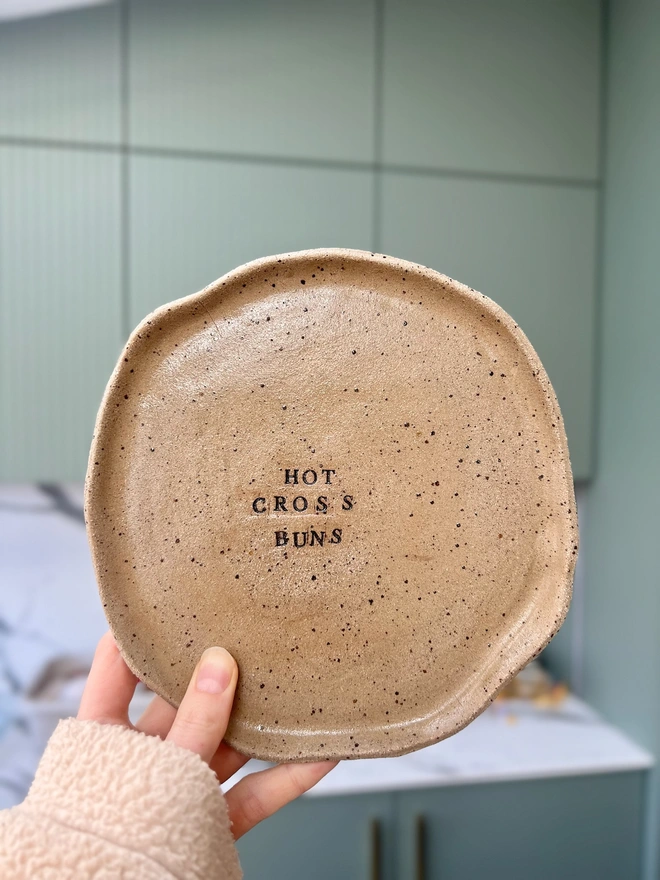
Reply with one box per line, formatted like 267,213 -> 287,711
582,0 -> 660,876
0,0 -> 601,481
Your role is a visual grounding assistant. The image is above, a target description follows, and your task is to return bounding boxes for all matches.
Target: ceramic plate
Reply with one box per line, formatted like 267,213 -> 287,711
85,249 -> 577,761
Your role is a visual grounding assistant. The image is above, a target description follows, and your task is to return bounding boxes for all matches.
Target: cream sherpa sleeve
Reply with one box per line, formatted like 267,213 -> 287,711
0,718 -> 242,879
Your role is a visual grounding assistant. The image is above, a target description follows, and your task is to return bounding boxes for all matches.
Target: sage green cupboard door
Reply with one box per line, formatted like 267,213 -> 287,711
236,792 -> 396,880
129,155 -> 374,325
128,0 -> 376,162
0,3 -> 121,143
396,774 -> 644,880
382,0 -> 600,180
380,173 -> 597,479
0,146 -> 122,481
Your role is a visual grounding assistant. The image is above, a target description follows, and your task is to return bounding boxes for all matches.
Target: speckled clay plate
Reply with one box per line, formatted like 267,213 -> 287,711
85,249 -> 577,762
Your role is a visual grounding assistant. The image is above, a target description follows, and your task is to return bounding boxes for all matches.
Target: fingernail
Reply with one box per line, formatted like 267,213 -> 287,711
196,647 -> 235,694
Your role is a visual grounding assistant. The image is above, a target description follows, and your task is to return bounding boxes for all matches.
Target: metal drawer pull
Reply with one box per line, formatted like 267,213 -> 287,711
415,814 -> 426,880
369,818 -> 382,880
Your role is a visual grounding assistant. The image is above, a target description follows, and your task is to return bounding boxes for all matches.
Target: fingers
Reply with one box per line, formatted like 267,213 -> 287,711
136,695 -> 177,738
78,632 -> 138,726
226,760 -> 337,840
210,742 -> 250,784
166,647 -> 238,763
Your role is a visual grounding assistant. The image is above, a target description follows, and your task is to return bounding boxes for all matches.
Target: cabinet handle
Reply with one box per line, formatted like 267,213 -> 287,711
414,814 -> 426,880
369,818 -> 382,880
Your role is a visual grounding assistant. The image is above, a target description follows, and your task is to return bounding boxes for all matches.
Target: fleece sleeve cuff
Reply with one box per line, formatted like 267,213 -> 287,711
0,717 -> 242,880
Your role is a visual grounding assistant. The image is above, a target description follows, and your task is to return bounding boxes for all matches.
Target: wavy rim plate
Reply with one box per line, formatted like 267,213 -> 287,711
85,249 -> 577,761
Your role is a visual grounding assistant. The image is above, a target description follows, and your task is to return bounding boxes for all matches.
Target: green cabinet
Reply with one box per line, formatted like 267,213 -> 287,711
381,0 -> 600,179
237,792 -> 396,880
236,773 -> 645,880
128,0 -> 376,162
396,774 -> 644,880
0,1 -> 601,483
0,2 -> 120,143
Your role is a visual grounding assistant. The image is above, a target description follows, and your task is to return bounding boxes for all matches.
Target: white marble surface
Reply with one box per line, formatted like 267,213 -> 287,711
0,484 -> 107,690
0,484 -> 653,809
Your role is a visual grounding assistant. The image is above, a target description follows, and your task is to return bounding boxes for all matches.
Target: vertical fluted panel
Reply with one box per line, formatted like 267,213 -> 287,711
128,0 -> 376,161
381,0 -> 601,180
0,2 -> 121,143
0,145 -> 123,480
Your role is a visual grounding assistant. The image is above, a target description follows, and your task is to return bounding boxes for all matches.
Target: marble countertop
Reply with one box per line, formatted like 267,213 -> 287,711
0,484 -> 653,807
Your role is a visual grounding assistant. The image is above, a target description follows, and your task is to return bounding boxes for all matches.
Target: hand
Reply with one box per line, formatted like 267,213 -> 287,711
78,632 -> 336,838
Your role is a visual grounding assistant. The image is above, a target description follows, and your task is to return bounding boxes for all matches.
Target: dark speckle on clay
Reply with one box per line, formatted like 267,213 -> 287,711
85,248 -> 577,764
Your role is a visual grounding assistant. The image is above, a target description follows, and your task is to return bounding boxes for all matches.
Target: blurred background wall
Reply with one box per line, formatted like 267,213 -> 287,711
0,0 -> 600,484
3,0 -> 660,875
583,2 -> 660,876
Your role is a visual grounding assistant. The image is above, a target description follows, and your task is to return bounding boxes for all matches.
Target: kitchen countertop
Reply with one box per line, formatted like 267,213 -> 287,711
0,483 -> 654,807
